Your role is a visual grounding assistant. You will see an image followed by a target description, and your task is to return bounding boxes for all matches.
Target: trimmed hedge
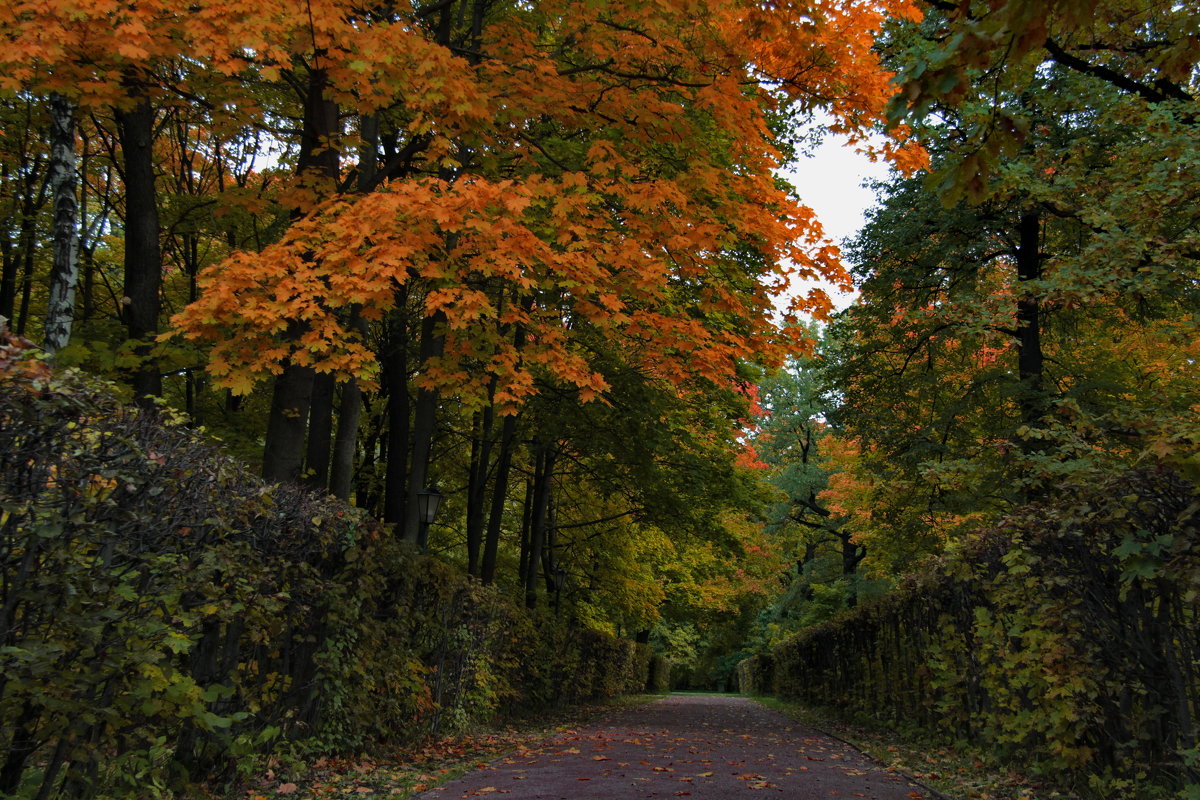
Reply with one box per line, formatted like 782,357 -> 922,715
739,466 -> 1200,798
0,334 -> 653,800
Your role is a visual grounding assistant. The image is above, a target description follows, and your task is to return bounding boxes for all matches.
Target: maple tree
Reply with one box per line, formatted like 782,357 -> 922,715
164,0 -> 923,574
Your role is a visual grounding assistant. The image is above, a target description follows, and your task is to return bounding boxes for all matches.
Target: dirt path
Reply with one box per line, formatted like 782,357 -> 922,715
412,694 -> 931,799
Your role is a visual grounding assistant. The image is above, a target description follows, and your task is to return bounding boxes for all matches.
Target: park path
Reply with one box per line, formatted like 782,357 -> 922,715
412,694 -> 931,799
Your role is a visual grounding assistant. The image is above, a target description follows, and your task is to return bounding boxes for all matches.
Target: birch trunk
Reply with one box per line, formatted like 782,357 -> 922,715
43,94 -> 79,354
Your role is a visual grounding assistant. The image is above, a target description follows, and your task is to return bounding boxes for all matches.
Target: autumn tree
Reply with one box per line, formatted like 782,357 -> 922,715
0,1 -> 262,398
812,0 -> 1199,569
174,0 -> 924,562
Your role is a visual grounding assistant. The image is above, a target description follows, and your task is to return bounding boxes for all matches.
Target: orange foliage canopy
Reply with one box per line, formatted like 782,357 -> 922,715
2,0 -> 922,406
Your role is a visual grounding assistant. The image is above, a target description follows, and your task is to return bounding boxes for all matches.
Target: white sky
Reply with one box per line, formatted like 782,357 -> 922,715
781,130 -> 894,312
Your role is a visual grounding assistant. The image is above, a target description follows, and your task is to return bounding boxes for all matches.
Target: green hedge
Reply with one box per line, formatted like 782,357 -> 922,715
0,334 -> 652,800
739,466 -> 1200,798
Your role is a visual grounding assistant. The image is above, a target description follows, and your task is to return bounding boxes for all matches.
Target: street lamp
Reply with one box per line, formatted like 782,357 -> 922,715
416,486 -> 442,551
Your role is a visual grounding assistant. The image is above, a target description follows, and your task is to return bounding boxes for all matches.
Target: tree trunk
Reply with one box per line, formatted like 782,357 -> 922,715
383,297 -> 411,525
0,164 -> 15,325
481,412 -> 518,585
541,495 -> 558,595
524,445 -> 556,609
1015,210 -> 1044,427
329,310 -> 367,501
329,380 -> 362,501
0,159 -> 44,328
43,93 -> 79,354
402,310 -> 445,546
518,478 -> 533,593
262,350 -> 316,483
840,531 -> 865,609
115,91 -> 162,403
325,115 -> 379,501
465,405 -> 495,576
260,65 -> 340,480
79,130 -> 96,321
14,220 -> 35,336
304,371 -> 336,488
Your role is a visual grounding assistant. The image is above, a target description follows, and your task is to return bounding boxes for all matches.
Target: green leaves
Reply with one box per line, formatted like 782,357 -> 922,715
752,463 -> 1200,794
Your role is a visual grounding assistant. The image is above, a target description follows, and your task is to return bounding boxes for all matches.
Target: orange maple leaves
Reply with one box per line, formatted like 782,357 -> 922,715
162,0 -> 925,407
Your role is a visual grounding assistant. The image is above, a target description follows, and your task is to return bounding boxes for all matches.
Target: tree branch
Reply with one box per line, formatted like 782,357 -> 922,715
1043,38 -> 1193,105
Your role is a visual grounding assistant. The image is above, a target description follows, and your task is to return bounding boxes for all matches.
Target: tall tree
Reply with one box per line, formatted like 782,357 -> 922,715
814,0 -> 1199,568
42,93 -> 79,354
115,87 -> 163,402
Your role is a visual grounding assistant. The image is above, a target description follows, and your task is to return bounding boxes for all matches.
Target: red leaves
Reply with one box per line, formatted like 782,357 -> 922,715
0,328 -> 51,388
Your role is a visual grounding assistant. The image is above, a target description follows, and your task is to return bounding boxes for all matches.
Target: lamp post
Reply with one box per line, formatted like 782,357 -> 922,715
416,486 -> 442,552
552,564 -> 566,616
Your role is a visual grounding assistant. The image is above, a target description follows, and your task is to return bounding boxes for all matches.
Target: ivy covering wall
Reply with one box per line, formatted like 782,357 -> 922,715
0,333 -> 658,800
739,467 -> 1200,798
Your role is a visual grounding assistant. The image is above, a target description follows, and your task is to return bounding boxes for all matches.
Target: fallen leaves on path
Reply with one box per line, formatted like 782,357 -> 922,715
238,702 -> 635,800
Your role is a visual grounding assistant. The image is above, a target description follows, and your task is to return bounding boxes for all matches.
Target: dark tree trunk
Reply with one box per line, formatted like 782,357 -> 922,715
79,141 -> 97,322
524,445 -> 556,609
43,93 -> 79,354
1015,210 -> 1044,427
329,379 -> 362,501
0,164 -> 15,324
262,351 -> 316,483
261,65 -> 340,481
329,310 -> 367,501
325,115 -> 379,501
840,531 -> 865,609
357,399 -> 384,513
115,91 -> 162,403
839,532 -> 865,577
14,221 -> 35,335
518,478 -> 533,592
304,371 -> 336,488
0,156 -> 44,328
402,310 -> 445,546
481,412 -> 517,585
465,405 -> 494,576
297,68 -> 350,491
383,297 -> 411,525
541,496 -> 558,595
